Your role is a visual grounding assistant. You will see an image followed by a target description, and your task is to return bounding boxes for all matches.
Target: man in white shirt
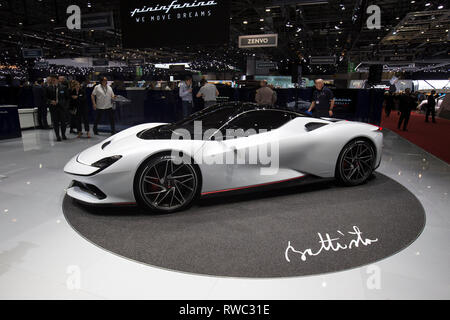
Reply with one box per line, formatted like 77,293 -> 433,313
91,77 -> 116,135
196,79 -> 219,108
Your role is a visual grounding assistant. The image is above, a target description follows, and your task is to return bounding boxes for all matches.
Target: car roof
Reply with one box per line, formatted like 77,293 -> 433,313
213,102 -> 310,118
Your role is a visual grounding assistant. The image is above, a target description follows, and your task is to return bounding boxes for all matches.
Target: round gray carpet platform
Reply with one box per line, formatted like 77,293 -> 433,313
63,173 -> 425,278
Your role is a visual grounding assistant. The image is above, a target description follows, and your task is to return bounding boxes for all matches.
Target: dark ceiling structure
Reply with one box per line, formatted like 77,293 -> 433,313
0,0 -> 448,75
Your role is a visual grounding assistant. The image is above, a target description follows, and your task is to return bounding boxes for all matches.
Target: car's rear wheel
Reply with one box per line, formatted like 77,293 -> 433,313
134,154 -> 200,214
336,139 -> 376,186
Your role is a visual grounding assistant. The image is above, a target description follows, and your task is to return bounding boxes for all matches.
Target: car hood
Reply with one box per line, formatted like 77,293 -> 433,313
77,123 -> 166,165
76,123 -> 206,166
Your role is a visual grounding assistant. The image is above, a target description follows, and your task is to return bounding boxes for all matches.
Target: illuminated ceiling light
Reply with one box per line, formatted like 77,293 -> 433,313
243,20 -> 248,24
259,18 -> 264,22
265,8 -> 271,12
438,5 -> 444,9
335,25 -> 340,30
410,0 -> 415,3
396,17 -> 400,20
392,31 -> 397,35
425,2 -> 431,6
339,21 -> 343,24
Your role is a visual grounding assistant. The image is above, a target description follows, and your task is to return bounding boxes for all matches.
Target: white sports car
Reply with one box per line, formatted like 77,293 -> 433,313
64,103 -> 383,213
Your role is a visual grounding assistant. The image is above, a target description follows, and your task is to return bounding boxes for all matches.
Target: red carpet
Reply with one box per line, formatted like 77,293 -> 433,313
381,111 -> 450,164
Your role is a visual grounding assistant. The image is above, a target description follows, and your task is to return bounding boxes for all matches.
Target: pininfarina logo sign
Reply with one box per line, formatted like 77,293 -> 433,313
130,0 -> 218,17
120,0 -> 230,48
239,34 -> 278,48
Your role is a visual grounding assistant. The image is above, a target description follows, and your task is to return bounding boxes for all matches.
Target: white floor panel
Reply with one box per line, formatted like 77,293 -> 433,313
0,129 -> 449,299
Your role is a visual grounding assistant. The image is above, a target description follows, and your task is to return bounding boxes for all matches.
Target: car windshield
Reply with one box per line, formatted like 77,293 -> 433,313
175,104 -> 238,127
138,104 -> 240,140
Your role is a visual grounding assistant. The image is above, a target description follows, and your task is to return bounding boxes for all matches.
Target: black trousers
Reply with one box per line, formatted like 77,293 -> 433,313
398,111 -> 411,131
385,105 -> 393,117
94,108 -> 115,133
425,107 -> 436,123
37,105 -> 48,128
69,113 -> 77,131
49,105 -> 67,138
76,105 -> 90,133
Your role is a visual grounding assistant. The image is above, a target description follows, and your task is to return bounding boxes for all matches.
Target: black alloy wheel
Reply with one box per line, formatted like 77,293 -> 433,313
135,155 -> 200,214
336,139 -> 376,186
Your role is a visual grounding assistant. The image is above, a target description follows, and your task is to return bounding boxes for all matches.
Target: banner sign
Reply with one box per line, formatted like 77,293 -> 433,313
120,0 -> 231,48
256,61 -> 277,69
310,56 -> 336,65
169,64 -> 186,72
128,58 -> 146,66
384,55 -> 414,62
255,61 -> 277,75
22,48 -> 43,59
34,61 -> 49,69
83,46 -> 107,56
81,12 -> 115,30
93,59 -> 109,66
239,34 -> 278,48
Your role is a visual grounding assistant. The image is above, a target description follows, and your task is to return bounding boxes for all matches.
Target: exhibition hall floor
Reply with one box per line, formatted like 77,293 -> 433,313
0,129 -> 449,299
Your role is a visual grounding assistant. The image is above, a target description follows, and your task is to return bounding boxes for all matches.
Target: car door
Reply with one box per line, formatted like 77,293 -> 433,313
199,110 -> 300,193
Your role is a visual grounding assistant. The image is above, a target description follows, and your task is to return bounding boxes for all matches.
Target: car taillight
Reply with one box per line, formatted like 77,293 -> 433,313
369,124 -> 383,131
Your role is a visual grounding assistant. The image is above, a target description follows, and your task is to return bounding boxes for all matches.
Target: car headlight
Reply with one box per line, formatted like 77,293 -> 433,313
91,155 -> 122,169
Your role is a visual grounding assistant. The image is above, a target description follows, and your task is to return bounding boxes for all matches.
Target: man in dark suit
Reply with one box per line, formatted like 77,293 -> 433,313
425,90 -> 437,123
45,75 -> 69,141
397,88 -> 416,132
33,78 -> 49,129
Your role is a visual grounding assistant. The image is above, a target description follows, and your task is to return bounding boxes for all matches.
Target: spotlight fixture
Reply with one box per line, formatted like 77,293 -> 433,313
438,5 -> 444,9
425,2 -> 431,6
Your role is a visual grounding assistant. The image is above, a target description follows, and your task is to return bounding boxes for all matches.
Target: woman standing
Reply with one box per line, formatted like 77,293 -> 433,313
70,80 -> 91,138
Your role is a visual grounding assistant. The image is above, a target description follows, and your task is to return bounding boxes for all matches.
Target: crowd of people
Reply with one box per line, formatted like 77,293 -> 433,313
21,73 -> 443,142
31,75 -> 116,142
383,89 -> 440,131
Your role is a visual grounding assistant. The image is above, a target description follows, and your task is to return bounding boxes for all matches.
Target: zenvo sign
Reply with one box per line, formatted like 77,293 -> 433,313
130,0 -> 218,17
239,34 -> 278,48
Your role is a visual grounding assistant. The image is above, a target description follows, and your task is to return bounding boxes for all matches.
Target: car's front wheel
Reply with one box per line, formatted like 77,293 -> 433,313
336,139 -> 376,186
134,154 -> 200,214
